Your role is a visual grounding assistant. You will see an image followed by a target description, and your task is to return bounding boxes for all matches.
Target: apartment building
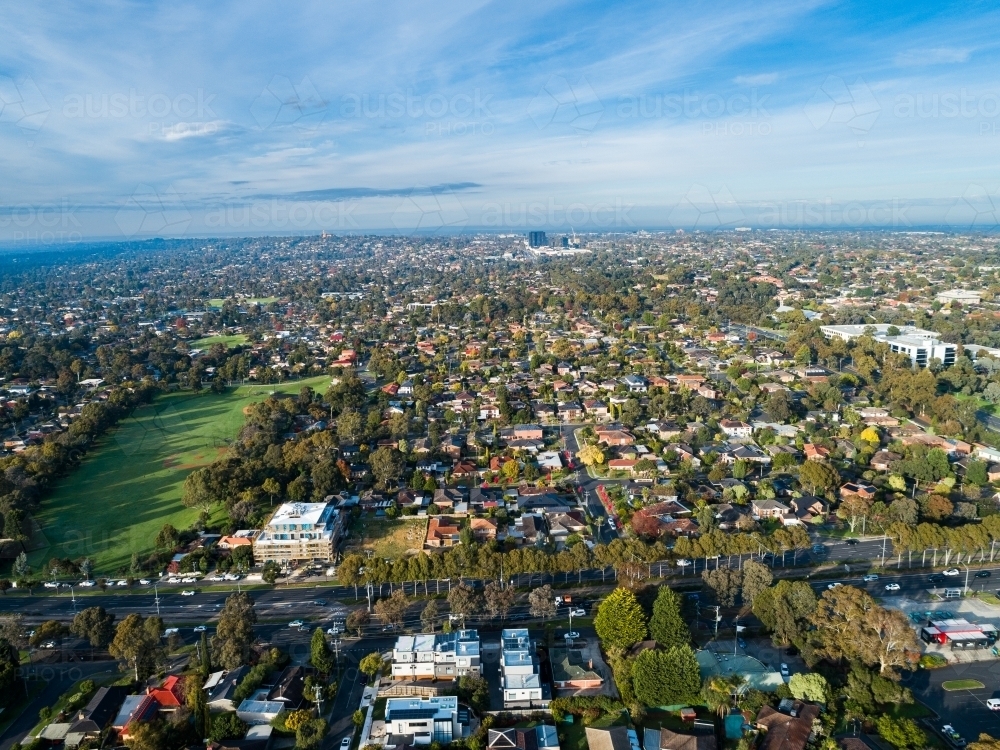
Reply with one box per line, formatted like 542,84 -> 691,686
500,629 -> 549,708
390,630 -> 481,680
252,501 -> 344,565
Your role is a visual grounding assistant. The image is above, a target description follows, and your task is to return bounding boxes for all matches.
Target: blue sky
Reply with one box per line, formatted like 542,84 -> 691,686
1,0 -> 1000,240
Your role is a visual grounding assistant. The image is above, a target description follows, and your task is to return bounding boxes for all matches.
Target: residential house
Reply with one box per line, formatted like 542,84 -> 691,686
426,517 -> 462,548
267,666 -> 307,710
501,629 -> 548,707
585,727 -> 631,750
870,451 -> 900,472
558,402 -> 583,422
63,686 -> 127,748
583,400 -> 610,421
470,517 -> 498,542
111,694 -> 159,742
803,444 -> 830,461
384,696 -> 466,745
390,630 -> 481,680
206,666 -> 249,712
644,727 -> 717,750
596,428 -> 635,447
840,482 -> 877,501
752,498 -> 791,520
719,420 -> 752,439
755,702 -> 820,750
622,375 -> 648,393
237,700 -> 285,726
488,726 -> 561,750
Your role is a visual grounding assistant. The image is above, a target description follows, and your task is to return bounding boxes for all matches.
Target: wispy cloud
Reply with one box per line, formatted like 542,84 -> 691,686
894,47 -> 972,66
734,73 -> 779,86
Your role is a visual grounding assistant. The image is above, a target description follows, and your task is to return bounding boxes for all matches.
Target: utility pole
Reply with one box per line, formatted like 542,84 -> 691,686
314,684 -> 324,717
154,584 -> 160,616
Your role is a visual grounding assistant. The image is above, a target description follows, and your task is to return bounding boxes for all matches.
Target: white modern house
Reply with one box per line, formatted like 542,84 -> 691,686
500,629 -> 548,707
384,696 -> 465,745
390,630 -> 481,680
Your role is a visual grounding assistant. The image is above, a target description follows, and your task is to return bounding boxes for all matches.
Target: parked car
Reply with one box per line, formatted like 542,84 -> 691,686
885,583 -> 901,591
78,580 -> 96,587
570,608 -> 586,616
976,571 -> 992,578
223,573 -> 241,581
943,568 -> 961,576
780,663 -> 790,678
181,590 -> 196,596
181,577 -> 196,583
863,574 -> 879,582
341,739 -> 351,750
167,577 -> 180,583
43,581 -> 59,589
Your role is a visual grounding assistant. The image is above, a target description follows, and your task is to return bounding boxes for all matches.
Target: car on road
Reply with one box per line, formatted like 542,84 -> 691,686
845,538 -> 859,546
208,575 -> 224,581
288,620 -> 304,628
976,571 -> 992,578
738,638 -> 747,649
224,573 -> 241,581
780,663 -> 789,678
943,568 -> 961,576
570,608 -> 586,616
117,579 -> 129,586
340,739 -> 351,750
167,577 -> 180,583
139,579 -> 151,585
181,590 -> 196,596
312,600 -> 327,606
929,574 -> 945,584
676,559 -> 692,567
43,581 -> 59,588
885,583 -> 901,591
181,577 -> 197,583
41,641 -> 56,649
827,582 -> 842,590
863,574 -> 879,582
193,625 -> 207,632
78,580 -> 96,587
941,725 -> 967,747
327,626 -> 341,635
565,631 -> 580,639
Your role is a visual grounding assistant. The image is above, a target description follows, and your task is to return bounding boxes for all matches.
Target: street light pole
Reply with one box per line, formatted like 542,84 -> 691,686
154,584 -> 160,616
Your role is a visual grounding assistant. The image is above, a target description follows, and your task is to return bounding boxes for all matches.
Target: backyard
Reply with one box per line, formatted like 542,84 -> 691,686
26,375 -> 330,575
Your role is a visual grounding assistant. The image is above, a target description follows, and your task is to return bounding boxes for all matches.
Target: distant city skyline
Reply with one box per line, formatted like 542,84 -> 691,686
2,0 -> 1000,240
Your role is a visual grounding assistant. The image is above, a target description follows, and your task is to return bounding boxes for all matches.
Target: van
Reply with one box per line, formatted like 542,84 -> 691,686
987,698 -> 1000,711
945,588 -> 963,599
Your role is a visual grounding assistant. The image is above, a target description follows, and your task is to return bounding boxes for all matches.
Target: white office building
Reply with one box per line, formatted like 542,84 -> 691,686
500,629 -> 548,707
252,501 -> 344,565
819,324 -> 956,368
390,630 -> 481,680
384,696 -> 465,745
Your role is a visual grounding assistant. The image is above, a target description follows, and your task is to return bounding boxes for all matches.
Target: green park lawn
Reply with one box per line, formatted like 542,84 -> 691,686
207,297 -> 278,308
27,375 -> 330,575
190,334 -> 249,348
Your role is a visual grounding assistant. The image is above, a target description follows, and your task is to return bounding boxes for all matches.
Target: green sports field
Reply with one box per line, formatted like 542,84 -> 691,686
190,334 -> 249,349
207,297 -> 278,308
28,375 -> 330,575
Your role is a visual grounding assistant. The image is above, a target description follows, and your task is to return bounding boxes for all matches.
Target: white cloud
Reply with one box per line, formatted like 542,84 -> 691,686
894,47 -> 971,66
734,73 -> 779,86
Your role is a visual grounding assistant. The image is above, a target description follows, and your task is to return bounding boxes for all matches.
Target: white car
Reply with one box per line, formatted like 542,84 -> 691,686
208,575 -> 224,581
327,626 -> 342,636
863,574 -> 879,582
341,739 -> 351,750
289,620 -> 304,628
43,581 -> 59,589
167,577 -> 180,583
780,663 -> 790,677
139,579 -> 151,585
943,568 -> 961,576
885,583 -> 901,591
570,608 -> 586,617
181,577 -> 196,583
676,559 -> 692,567
41,641 -> 56,649
116,579 -> 129,586
224,573 -> 241,581
564,631 -> 580,639
193,625 -> 207,632
181,590 -> 196,596
78,580 -> 96,587
827,582 -> 842,590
